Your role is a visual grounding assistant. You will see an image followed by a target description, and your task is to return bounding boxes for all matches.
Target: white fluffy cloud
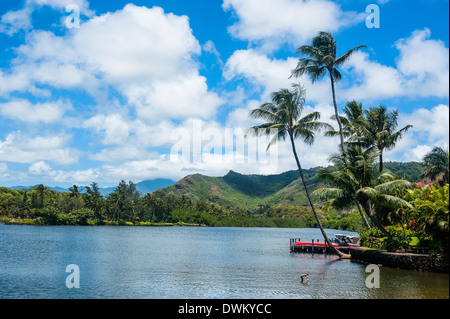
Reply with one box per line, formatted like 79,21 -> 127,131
27,160 -> 101,183
401,104 -> 449,145
342,29 -> 449,101
129,73 -> 223,121
29,161 -> 52,175
385,104 -> 449,162
223,49 -> 338,105
84,114 -> 131,146
395,28 -> 449,98
223,0 -> 364,51
0,99 -> 71,123
224,49 -> 297,94
0,131 -> 79,165
341,51 -> 403,100
73,5 -> 200,83
74,3 -> 222,120
2,4 -> 222,121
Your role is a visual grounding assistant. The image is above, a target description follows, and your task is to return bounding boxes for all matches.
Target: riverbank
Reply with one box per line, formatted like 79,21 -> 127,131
0,218 -> 205,227
349,247 -> 449,273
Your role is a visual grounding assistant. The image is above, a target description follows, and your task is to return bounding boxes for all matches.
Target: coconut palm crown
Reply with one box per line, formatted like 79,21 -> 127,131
290,31 -> 366,152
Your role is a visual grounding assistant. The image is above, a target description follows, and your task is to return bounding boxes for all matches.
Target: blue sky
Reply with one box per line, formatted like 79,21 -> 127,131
0,0 -> 449,187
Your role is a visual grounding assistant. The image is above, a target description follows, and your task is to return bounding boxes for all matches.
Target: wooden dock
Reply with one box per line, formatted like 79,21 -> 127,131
289,238 -> 351,254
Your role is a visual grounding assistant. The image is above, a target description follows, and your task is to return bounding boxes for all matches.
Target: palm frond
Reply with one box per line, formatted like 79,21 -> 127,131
330,67 -> 342,82
291,64 -> 327,83
356,187 -> 378,200
377,194 -> 413,209
334,45 -> 367,67
249,105 -> 282,123
375,179 -> 412,194
312,187 -> 346,200
296,45 -> 324,59
384,125 -> 413,150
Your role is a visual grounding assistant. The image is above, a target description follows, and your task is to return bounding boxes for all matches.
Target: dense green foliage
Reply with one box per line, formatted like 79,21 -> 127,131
1,157 -> 445,237
346,181 -> 449,254
0,180 -> 363,231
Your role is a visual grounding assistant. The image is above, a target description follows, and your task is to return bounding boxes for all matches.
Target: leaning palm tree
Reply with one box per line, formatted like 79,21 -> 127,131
420,146 -> 449,184
248,84 -> 350,258
363,105 -> 413,172
290,31 -> 366,153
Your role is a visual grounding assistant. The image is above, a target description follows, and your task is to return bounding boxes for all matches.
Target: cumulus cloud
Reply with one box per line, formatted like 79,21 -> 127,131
0,99 -> 71,123
223,49 -> 338,105
342,28 -> 449,101
1,4 -> 222,121
401,104 -> 449,145
72,5 -> 200,83
341,51 -> 404,100
223,0 -> 364,51
84,114 -> 131,146
385,104 -> 449,162
129,73 -> 223,121
27,160 -> 101,183
0,131 -> 79,165
29,161 -> 52,175
224,49 -> 297,94
395,28 -> 449,98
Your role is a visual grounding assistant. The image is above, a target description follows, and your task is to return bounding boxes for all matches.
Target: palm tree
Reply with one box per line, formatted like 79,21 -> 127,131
420,146 -> 449,183
363,105 -> 413,172
248,84 -> 350,258
325,100 -> 368,147
290,31 -> 366,153
36,184 -> 47,209
85,182 -> 104,220
314,146 -> 412,239
69,185 -> 81,211
313,148 -> 372,229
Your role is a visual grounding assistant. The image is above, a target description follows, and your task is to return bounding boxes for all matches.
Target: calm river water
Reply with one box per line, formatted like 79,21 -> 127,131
0,223 -> 448,299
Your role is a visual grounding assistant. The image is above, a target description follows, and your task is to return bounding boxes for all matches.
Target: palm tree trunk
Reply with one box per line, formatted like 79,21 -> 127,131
379,152 -> 383,172
360,200 -> 393,240
329,71 -> 346,154
289,134 -> 350,259
376,151 -> 384,227
355,201 -> 371,229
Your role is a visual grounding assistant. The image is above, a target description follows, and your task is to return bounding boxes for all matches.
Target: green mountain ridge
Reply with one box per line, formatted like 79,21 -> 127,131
160,161 -> 424,212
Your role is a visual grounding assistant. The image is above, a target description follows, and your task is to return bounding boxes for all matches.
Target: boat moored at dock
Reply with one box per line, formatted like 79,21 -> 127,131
290,234 -> 360,254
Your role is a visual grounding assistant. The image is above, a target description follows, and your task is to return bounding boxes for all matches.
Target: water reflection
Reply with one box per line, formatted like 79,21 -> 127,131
0,224 -> 448,299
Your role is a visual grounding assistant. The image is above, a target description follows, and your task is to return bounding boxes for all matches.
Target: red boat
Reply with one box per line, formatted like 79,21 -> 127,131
294,241 -> 339,247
